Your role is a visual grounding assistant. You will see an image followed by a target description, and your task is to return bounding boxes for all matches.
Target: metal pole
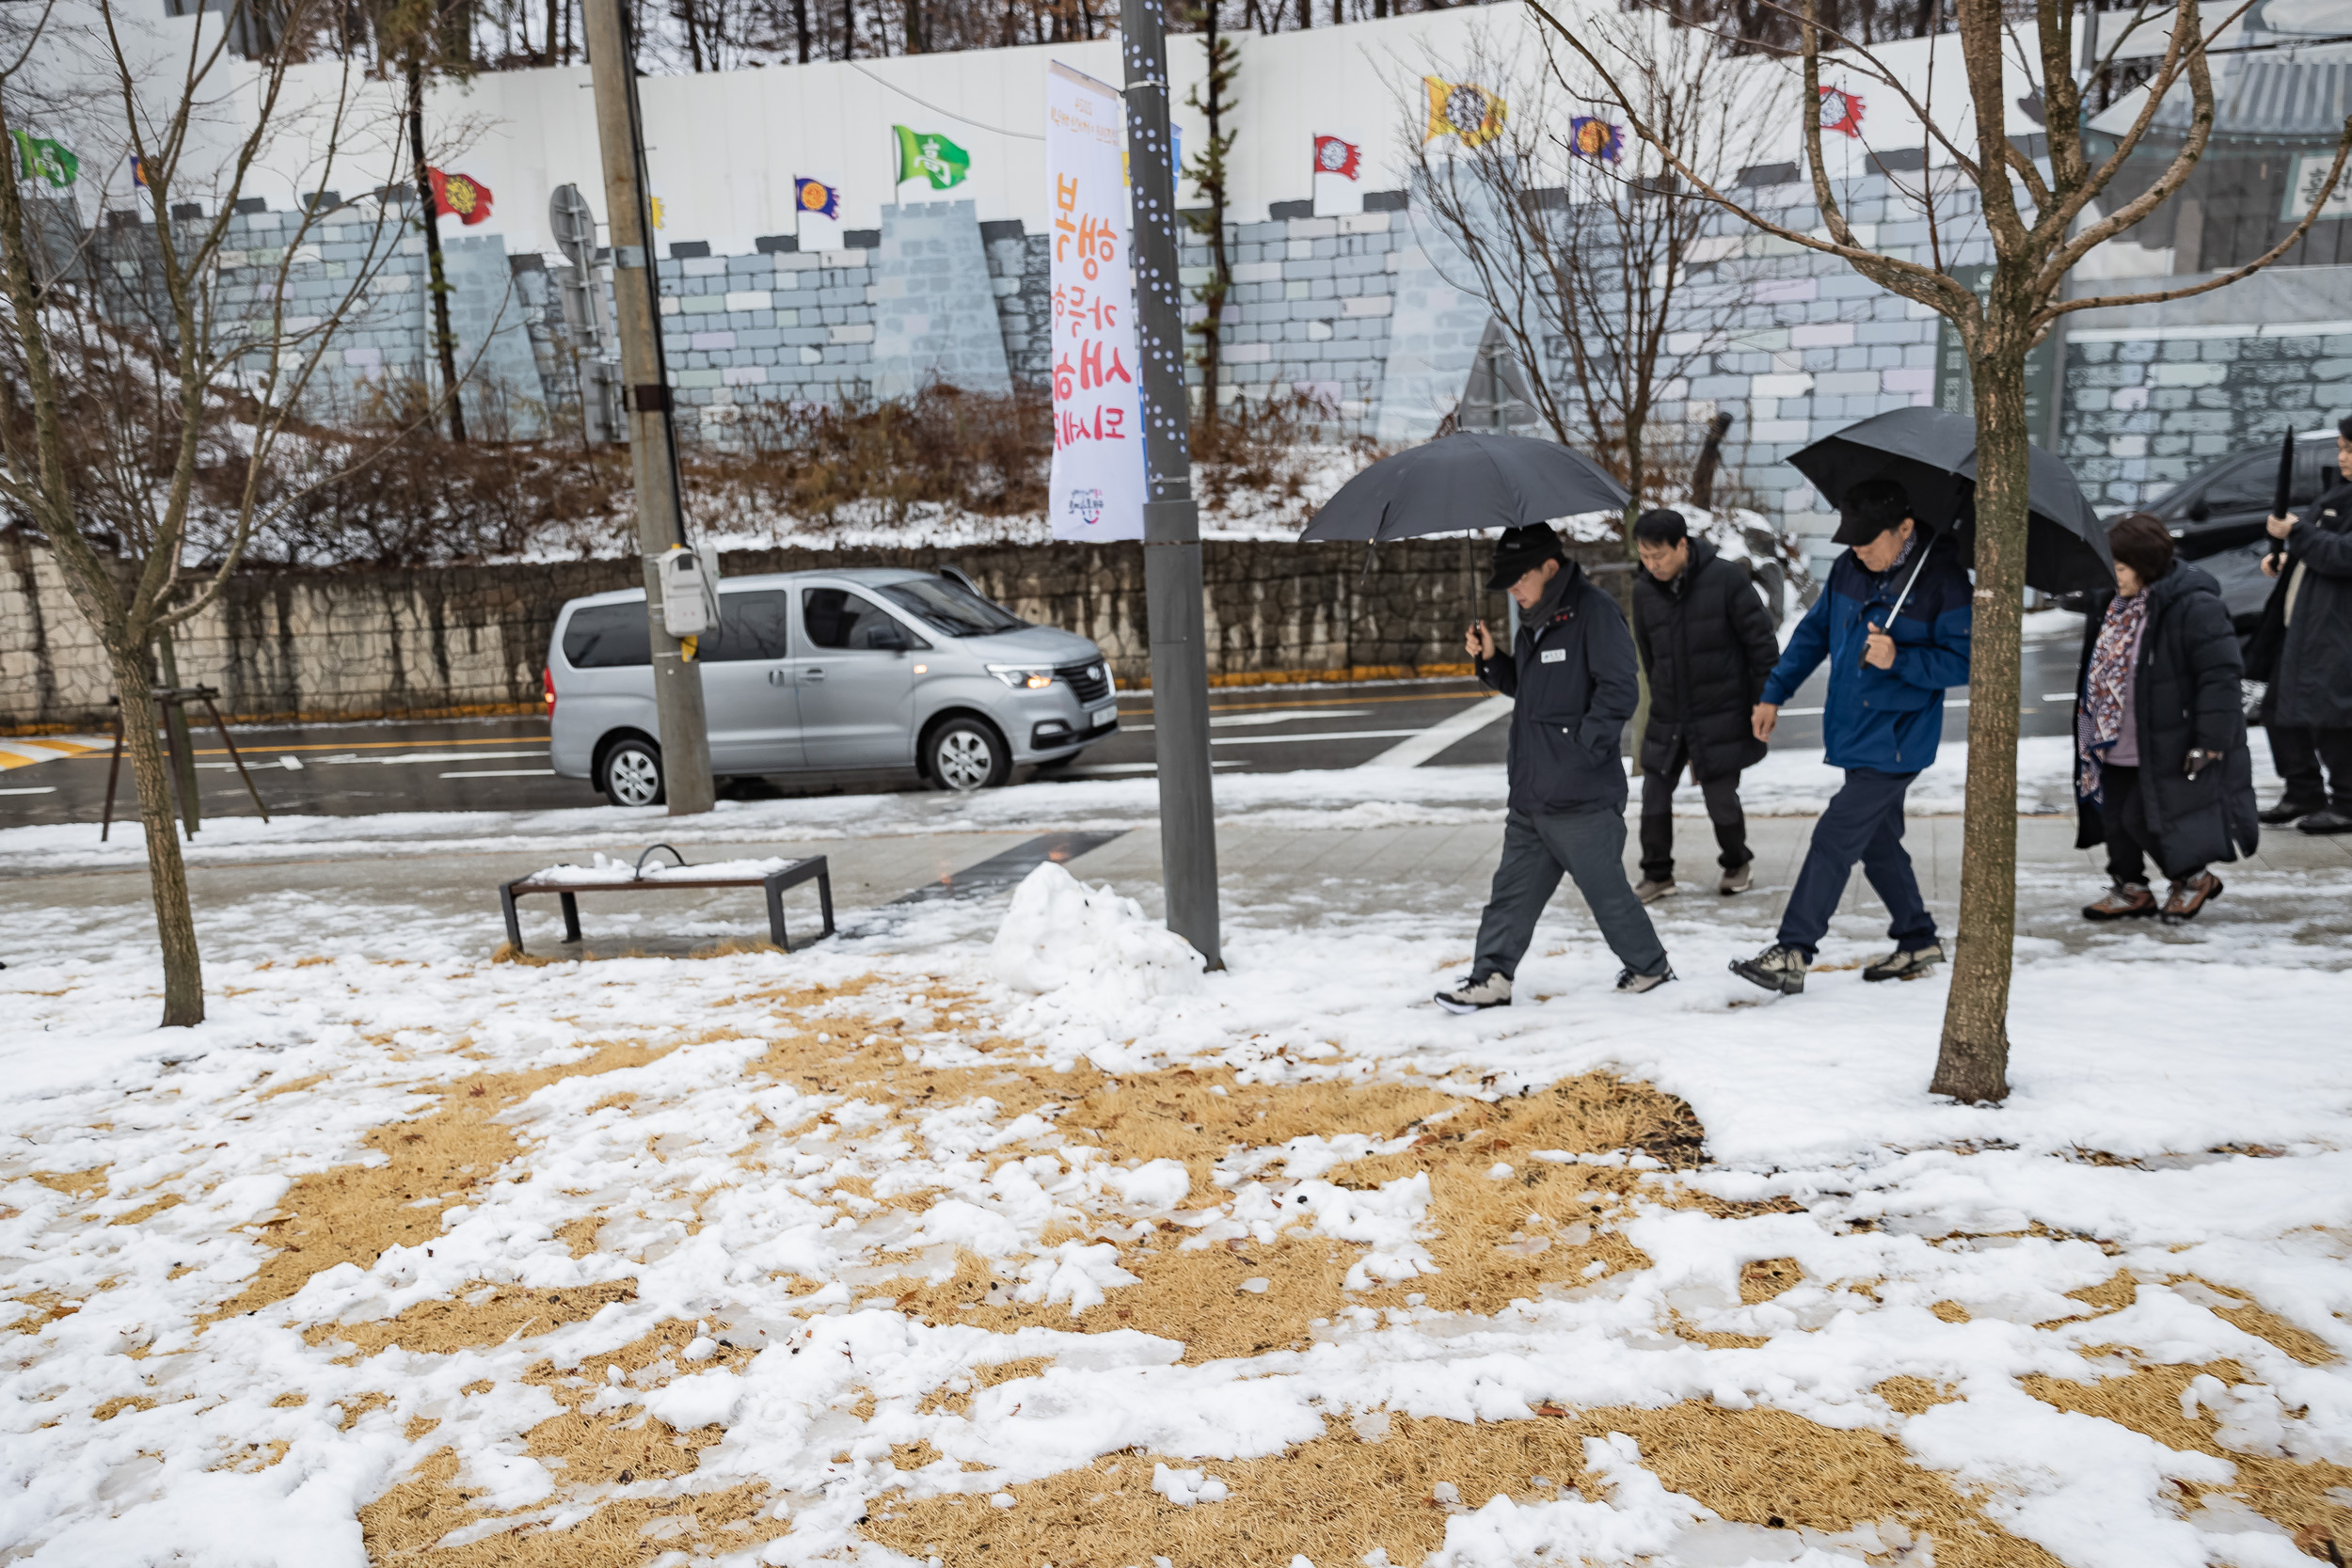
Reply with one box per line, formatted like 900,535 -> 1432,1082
1120,0 -> 1222,970
580,0 -> 715,816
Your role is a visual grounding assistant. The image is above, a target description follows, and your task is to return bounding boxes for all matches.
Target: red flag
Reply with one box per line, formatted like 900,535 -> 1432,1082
426,166 -> 495,226
1312,135 -> 1362,182
1816,86 -> 1865,138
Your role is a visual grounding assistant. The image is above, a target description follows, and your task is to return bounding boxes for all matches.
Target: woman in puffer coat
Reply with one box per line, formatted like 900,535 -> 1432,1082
2074,512 -> 2261,923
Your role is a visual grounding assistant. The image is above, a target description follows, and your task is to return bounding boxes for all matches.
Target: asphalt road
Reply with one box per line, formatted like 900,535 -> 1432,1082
0,634 -> 2088,831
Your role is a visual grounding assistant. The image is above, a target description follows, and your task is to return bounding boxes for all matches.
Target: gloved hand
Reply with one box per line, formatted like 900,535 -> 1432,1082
2185,748 -> 2218,780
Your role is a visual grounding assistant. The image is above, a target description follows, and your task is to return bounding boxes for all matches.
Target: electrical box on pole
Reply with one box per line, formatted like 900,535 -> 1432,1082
578,0 -> 716,815
1120,0 -> 1223,970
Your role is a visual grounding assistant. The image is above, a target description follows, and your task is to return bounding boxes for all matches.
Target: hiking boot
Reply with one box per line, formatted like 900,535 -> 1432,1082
2259,797 -> 2324,825
2296,809 -> 2352,835
1615,965 -> 1677,994
1633,878 -> 1676,904
1863,942 -> 1945,982
2160,872 -> 2222,923
1718,862 -> 1754,895
1434,973 -> 1512,1013
2082,882 -> 2156,921
1730,944 -> 1807,995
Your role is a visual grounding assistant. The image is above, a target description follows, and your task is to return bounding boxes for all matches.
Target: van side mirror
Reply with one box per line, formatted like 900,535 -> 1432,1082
2186,500 -> 2210,523
868,623 -> 910,652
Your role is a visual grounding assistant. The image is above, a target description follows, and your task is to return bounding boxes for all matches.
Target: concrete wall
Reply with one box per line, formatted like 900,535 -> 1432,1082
1,532 -> 1619,732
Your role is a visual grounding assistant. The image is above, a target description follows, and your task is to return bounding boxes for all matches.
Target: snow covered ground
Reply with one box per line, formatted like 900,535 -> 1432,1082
2,782 -> 2345,1566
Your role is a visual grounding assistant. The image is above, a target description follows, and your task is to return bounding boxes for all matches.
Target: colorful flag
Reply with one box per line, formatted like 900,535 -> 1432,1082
13,132 -> 78,188
1312,135 -> 1362,181
1817,86 -> 1865,137
648,195 -> 666,230
1567,117 -> 1623,163
892,126 -> 970,191
130,153 -> 148,188
795,177 -> 840,219
426,166 -> 494,225
1423,78 -> 1505,149
1045,61 -> 1144,544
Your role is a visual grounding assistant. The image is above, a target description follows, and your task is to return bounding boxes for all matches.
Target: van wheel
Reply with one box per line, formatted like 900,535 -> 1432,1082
599,736 -> 665,807
926,718 -> 1009,792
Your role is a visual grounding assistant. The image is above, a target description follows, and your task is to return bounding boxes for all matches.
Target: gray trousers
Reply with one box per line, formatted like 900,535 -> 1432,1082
1472,806 -> 1670,981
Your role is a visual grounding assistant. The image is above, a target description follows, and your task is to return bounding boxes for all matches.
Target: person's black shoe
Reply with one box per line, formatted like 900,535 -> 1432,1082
2296,809 -> 2352,835
2259,797 -> 2324,826
1615,965 -> 1676,994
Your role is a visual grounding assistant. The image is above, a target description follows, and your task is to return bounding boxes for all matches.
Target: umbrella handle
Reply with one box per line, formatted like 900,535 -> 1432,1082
1856,546 -> 1934,671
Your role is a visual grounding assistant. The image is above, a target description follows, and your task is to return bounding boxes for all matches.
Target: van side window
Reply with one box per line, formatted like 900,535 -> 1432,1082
562,603 -> 651,668
803,588 -> 925,651
703,590 -> 792,661
2198,456 -> 2272,515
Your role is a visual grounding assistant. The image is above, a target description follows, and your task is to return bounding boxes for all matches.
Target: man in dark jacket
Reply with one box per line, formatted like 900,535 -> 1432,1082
2258,416 -> 2352,833
1629,508 -> 1783,901
1436,525 -> 1672,1012
1731,480 -> 1972,996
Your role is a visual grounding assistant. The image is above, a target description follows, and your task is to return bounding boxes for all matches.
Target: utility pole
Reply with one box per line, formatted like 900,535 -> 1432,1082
580,0 -> 715,815
1121,0 -> 1222,969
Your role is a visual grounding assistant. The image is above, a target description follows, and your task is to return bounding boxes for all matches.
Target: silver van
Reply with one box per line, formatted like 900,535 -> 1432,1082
548,568 -> 1119,804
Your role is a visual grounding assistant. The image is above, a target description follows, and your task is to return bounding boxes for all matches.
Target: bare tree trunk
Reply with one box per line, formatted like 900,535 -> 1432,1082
108,648 -> 205,1025
407,60 -> 468,445
1931,328 -> 2026,1103
796,0 -> 811,58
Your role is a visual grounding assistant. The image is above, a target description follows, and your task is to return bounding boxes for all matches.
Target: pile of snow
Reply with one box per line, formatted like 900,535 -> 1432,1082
991,862 -> 1206,1005
527,852 -> 803,884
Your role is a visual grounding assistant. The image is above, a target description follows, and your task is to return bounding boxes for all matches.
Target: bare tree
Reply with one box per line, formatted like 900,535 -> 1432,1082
1544,0 -> 2352,1101
1409,15 -> 1776,514
0,0 -> 445,1024
1183,0 -> 1238,433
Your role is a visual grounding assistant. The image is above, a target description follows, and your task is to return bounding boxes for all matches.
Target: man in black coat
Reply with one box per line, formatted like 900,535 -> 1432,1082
1629,509 -> 1783,901
2258,415 -> 2352,833
1435,525 -> 1673,1012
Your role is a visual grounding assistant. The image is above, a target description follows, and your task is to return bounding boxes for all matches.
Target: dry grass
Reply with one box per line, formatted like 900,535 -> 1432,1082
2026,1360 -> 2352,1546
308,1281 -> 641,1358
27,1167 -> 108,1199
212,1040 -> 674,1323
865,1404 -> 2061,1568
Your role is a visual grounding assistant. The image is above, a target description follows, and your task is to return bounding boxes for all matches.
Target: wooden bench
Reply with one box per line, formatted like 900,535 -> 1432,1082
500,847 -> 834,956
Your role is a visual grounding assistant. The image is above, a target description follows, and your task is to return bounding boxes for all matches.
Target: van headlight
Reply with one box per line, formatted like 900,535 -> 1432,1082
987,664 -> 1055,690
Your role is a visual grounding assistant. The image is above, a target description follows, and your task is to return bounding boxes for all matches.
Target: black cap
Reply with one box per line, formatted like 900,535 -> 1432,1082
1832,478 -> 1913,546
1487,524 -> 1565,590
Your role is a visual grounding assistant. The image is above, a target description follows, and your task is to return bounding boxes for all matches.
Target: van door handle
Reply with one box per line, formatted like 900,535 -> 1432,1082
768,669 -> 788,686
803,667 -> 826,683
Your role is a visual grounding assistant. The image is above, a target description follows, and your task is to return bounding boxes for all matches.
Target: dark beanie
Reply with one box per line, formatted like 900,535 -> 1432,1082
1487,524 -> 1565,590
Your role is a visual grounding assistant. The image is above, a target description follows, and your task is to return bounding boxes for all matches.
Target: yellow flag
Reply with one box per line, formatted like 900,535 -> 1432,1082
1423,77 -> 1506,149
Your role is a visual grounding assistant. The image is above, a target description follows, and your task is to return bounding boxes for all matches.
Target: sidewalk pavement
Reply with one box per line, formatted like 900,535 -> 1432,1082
6,801 -> 2346,973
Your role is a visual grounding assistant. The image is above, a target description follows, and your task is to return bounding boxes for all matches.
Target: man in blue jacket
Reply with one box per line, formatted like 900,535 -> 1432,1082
1437,525 -> 1673,1012
1731,479 -> 1973,995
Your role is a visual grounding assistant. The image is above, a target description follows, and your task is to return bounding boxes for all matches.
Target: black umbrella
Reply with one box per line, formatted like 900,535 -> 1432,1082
1788,406 -> 2113,593
1298,431 -> 1629,543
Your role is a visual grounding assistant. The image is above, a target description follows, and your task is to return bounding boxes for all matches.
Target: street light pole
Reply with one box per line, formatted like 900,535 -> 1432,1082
1120,0 -> 1222,969
580,0 -> 715,816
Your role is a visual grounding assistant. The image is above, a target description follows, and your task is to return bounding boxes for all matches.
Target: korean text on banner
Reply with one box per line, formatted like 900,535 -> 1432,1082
1045,62 -> 1144,544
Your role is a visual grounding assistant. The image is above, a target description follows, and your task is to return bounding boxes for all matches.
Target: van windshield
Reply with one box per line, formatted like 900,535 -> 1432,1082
879,577 -> 1025,638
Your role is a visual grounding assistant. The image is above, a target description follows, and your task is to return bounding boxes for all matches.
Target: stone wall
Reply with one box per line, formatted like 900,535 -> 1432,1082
69,179 -> 2352,570
0,533 -> 1608,732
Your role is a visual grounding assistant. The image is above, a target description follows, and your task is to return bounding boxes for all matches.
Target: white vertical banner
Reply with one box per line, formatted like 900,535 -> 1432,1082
1046,61 -> 1145,543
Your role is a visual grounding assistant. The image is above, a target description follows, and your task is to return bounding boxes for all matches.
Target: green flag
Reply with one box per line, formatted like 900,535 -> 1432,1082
12,131 -> 78,188
892,125 -> 969,191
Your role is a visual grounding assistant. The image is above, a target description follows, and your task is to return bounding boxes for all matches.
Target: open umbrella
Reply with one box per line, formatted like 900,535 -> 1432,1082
1298,431 -> 1629,543
1788,406 -> 2113,593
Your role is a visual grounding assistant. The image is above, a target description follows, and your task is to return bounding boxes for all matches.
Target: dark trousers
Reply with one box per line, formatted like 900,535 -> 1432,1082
2097,763 -> 2200,886
1638,744 -> 1750,881
1775,768 -> 1936,959
1473,805 -> 1669,981
2268,723 -> 2352,812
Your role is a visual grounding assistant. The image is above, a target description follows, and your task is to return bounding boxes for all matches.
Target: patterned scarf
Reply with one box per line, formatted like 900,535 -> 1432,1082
2076,591 -> 2150,803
